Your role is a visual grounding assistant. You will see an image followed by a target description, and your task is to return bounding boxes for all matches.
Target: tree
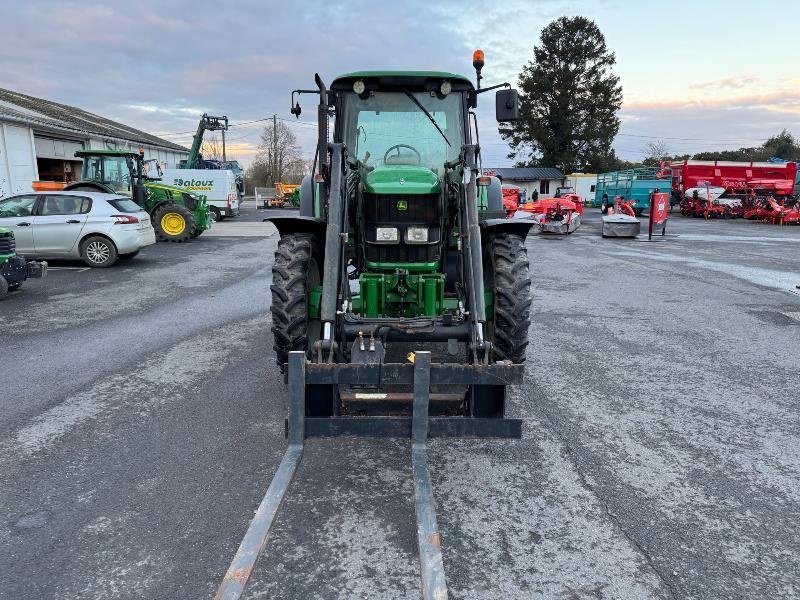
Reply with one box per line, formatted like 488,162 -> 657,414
642,140 -> 670,166
693,130 -> 799,162
201,134 -> 223,161
245,121 -> 309,189
763,129 -> 799,159
501,16 -> 622,173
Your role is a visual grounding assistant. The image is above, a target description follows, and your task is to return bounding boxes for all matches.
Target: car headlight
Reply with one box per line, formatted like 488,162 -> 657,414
375,227 -> 398,243
405,226 -> 429,243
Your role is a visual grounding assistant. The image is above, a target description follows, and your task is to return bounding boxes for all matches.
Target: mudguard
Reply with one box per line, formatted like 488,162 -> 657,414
264,215 -> 327,240
479,217 -> 536,239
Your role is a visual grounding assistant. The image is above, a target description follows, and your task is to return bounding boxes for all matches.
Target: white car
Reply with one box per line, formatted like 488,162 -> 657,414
0,191 -> 156,267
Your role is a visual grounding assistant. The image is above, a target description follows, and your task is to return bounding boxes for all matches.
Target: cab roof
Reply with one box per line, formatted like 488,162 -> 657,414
331,71 -> 474,90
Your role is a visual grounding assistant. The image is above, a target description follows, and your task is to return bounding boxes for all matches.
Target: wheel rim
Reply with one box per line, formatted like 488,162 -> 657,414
86,241 -> 110,263
161,212 -> 186,235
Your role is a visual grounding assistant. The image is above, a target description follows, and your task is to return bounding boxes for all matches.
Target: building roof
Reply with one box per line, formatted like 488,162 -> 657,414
0,88 -> 188,152
487,167 -> 564,181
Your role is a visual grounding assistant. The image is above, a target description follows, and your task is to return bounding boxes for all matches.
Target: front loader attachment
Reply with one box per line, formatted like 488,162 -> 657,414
216,351 -> 523,600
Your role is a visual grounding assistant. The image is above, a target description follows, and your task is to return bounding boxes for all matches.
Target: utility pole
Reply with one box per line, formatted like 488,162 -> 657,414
272,114 -> 278,184
221,129 -> 227,161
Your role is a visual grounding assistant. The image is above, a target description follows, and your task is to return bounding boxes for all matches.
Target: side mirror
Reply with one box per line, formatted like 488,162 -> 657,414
496,89 -> 519,122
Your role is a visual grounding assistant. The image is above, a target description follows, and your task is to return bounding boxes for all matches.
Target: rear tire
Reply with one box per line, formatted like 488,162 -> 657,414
0,275 -> 8,299
485,234 -> 532,363
270,233 -> 322,372
209,206 -> 223,222
153,204 -> 194,243
80,236 -> 118,267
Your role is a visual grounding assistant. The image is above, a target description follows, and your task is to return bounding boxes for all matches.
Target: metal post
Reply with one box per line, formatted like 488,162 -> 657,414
273,114 -> 278,184
222,128 -> 227,161
215,351 -> 306,600
411,352 -> 449,600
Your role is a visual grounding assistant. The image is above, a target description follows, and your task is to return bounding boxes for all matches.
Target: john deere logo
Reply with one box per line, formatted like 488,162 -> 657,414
397,200 -> 408,211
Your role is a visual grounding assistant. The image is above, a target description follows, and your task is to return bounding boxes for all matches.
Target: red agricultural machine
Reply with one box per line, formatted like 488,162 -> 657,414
612,195 -> 637,217
669,160 -> 798,223
518,194 -> 583,234
743,196 -> 800,224
501,185 -> 523,216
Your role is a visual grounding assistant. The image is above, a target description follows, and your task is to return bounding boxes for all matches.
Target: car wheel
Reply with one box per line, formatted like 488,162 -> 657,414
209,206 -> 223,222
118,251 -> 140,261
81,236 -> 118,267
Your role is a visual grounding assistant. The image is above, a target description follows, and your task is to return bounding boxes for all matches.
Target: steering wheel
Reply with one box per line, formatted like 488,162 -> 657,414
383,144 -> 421,166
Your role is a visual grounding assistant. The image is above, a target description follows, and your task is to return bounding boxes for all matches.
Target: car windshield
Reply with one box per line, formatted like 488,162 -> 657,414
83,156 -> 132,193
341,91 -> 464,173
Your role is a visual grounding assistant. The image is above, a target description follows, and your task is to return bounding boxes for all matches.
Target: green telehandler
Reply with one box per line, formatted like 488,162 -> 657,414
64,149 -> 211,242
0,226 -> 47,299
217,52 -> 534,599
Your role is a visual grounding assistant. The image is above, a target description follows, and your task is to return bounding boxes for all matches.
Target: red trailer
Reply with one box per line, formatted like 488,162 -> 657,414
669,160 -> 797,201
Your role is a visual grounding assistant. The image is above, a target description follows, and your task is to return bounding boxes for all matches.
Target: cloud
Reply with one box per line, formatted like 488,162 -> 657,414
689,75 -> 760,90
624,91 -> 800,114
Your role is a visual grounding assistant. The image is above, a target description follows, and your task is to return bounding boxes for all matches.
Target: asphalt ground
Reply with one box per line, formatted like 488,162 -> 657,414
1,202 -> 799,599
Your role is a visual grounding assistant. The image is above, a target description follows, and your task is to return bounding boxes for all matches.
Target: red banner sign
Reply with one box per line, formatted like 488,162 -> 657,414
648,192 -> 669,240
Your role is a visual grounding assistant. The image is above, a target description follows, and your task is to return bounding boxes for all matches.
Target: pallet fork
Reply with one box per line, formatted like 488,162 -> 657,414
216,351 -> 523,599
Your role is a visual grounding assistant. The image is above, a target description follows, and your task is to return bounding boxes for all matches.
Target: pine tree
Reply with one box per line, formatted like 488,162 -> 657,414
501,16 -> 622,173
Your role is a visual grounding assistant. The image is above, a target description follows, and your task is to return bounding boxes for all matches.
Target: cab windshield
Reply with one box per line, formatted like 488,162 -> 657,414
83,156 -> 132,194
341,91 -> 464,173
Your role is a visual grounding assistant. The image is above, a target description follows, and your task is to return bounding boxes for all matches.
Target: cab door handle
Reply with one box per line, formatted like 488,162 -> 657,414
17,222 -> 31,226
66,219 -> 80,224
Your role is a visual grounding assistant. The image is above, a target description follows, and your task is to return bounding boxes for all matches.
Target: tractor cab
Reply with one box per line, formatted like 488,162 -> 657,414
78,151 -> 139,195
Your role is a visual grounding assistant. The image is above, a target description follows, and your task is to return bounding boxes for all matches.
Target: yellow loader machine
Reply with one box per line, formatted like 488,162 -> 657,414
217,51 -> 532,600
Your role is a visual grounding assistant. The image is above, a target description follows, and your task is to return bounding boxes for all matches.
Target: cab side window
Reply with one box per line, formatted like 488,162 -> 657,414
0,194 -> 38,218
40,195 -> 92,216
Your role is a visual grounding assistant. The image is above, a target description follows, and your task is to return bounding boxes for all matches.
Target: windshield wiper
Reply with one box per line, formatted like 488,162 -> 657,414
403,90 -> 450,147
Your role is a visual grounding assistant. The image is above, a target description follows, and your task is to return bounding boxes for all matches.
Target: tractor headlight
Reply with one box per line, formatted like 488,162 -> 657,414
405,226 -> 429,243
375,227 -> 399,243
353,79 -> 366,95
440,80 -> 451,96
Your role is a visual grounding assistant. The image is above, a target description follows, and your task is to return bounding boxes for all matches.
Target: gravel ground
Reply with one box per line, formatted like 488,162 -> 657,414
1,203 -> 799,599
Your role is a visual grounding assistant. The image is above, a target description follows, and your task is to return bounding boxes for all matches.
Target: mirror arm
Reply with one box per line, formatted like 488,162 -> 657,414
475,82 -> 510,95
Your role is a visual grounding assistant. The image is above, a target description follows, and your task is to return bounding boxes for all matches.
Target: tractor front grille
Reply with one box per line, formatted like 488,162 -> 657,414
364,192 -> 440,264
0,231 -> 15,254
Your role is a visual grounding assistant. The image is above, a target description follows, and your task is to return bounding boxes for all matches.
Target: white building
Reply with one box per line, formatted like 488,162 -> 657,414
484,167 -> 566,199
565,173 -> 598,204
0,87 -> 188,197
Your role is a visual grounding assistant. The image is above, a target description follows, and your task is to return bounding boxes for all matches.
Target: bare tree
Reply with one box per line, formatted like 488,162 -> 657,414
643,139 -> 670,166
201,134 -> 223,161
249,121 -> 307,185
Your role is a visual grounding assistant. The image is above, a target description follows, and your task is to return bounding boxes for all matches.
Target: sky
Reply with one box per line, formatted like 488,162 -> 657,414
1,0 -> 798,168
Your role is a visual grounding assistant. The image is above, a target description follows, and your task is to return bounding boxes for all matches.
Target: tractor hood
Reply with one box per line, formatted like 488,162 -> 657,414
364,165 -> 441,195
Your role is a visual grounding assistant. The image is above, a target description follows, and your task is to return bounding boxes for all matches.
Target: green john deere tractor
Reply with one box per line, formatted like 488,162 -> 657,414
0,226 -> 46,299
64,150 -> 211,242
267,54 -> 533,421
218,54 -> 534,599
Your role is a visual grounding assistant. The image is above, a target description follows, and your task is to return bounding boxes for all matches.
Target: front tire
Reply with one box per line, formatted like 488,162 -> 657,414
485,234 -> 532,363
81,236 -> 118,267
153,204 -> 195,243
270,234 -> 322,372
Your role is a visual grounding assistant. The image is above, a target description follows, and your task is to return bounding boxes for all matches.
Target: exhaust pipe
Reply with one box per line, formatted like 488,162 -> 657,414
314,73 -> 329,180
